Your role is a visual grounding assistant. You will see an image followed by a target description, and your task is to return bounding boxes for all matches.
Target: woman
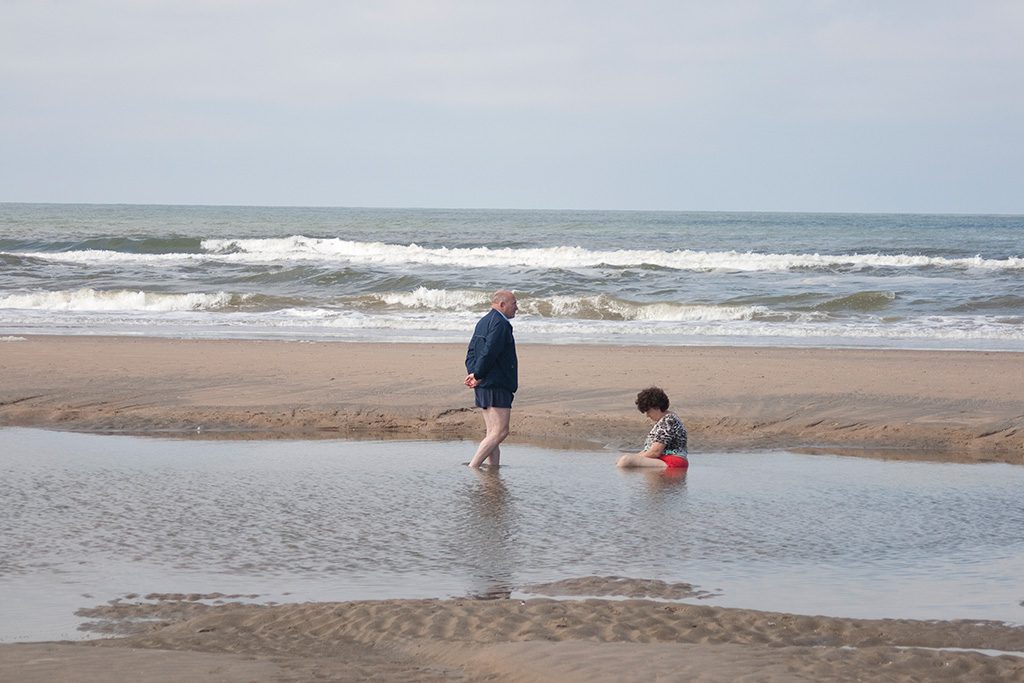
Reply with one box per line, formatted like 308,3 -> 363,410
616,387 -> 688,469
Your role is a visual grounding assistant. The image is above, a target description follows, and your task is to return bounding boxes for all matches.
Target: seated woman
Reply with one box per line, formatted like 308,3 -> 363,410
616,386 -> 688,469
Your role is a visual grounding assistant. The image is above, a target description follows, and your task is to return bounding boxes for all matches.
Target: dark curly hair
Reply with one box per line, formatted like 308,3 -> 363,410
635,386 -> 670,413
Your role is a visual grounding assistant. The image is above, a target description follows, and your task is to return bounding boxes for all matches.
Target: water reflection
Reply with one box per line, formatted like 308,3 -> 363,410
457,468 -> 517,599
2,428 -> 1024,629
644,467 -> 688,492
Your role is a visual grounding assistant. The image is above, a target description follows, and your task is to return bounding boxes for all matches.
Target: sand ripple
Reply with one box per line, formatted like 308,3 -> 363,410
49,593 -> 1024,682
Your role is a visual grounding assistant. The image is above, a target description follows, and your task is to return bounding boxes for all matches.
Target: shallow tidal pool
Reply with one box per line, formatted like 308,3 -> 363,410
1,427 -> 1023,641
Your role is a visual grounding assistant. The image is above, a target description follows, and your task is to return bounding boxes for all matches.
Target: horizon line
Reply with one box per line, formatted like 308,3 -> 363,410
1,201 -> 1021,218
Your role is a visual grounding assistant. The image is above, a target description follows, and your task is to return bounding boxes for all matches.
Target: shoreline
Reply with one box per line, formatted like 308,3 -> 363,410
1,335 -> 1022,463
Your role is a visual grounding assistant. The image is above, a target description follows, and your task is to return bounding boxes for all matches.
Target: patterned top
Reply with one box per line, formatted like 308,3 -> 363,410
643,412 -> 688,456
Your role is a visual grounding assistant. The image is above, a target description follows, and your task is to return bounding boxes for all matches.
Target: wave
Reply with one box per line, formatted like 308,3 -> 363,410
73,236 -> 206,254
354,287 -> 774,322
950,295 -> 1024,313
368,287 -> 491,311
525,295 -> 774,322
6,236 -> 1022,272
1,287 -> 1020,348
5,287 -> 1016,337
272,307 -> 1011,344
806,291 -> 897,313
0,289 -> 246,312
0,285 -> 782,323
2,307 -> 1020,348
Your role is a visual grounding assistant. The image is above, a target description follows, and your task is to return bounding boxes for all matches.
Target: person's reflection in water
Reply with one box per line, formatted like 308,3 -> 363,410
460,467 -> 518,599
618,467 -> 689,523
616,466 -> 689,493
646,467 -> 688,492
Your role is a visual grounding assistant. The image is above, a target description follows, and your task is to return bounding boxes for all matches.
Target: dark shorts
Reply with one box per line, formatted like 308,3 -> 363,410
659,454 -> 689,469
475,387 -> 515,409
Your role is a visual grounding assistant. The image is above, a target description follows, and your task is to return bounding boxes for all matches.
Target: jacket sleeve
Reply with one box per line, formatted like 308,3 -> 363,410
470,315 -> 509,379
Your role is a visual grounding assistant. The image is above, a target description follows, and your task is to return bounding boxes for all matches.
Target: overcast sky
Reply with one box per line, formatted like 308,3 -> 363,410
2,1 -> 1022,212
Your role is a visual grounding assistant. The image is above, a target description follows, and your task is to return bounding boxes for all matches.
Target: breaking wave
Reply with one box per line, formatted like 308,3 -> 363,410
358,287 -> 775,322
0,289 -> 245,312
6,237 -> 1022,272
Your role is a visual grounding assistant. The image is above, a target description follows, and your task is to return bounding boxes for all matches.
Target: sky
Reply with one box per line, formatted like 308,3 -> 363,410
2,1 -> 1022,213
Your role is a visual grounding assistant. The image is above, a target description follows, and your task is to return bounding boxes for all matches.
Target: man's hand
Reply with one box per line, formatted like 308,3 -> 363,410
464,373 -> 479,388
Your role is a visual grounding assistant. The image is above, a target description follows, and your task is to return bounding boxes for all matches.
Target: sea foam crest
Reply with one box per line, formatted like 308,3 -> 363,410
200,237 -> 1024,271
367,288 -> 769,322
0,289 -> 240,311
526,294 -> 770,321
372,287 -> 491,310
10,237 -> 1023,272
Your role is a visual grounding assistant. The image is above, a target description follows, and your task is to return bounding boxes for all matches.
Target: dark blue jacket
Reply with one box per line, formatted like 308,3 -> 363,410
465,308 -> 518,393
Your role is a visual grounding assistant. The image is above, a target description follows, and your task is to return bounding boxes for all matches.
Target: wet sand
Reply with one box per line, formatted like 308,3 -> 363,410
1,335 -> 1022,462
2,588 -> 1023,682
2,335 -> 1024,680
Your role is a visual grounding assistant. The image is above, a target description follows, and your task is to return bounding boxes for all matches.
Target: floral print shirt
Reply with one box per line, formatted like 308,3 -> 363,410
643,412 -> 688,455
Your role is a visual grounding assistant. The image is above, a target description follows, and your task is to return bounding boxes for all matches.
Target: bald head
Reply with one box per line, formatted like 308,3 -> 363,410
491,289 -> 518,319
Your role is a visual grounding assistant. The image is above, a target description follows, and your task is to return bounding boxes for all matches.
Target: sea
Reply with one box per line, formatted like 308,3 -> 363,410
1,203 -> 1022,350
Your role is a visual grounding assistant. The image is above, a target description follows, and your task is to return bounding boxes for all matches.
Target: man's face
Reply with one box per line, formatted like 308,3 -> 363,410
501,296 -> 518,319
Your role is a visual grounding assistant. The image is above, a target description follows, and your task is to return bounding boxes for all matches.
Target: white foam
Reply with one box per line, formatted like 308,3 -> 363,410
0,289 -> 242,312
898,646 -> 1024,659
3,306 -> 1019,346
1,288 -> 1021,350
523,294 -> 773,322
363,288 -> 772,322
8,238 -> 1022,272
200,239 -> 1024,271
372,287 -> 491,310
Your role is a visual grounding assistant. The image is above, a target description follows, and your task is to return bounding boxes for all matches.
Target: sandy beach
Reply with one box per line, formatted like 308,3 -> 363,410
2,587 -> 1023,682
1,335 -> 1022,462
2,335 -> 1024,681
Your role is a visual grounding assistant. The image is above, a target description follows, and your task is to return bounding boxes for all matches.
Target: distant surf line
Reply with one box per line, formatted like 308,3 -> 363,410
5,237 -> 1022,272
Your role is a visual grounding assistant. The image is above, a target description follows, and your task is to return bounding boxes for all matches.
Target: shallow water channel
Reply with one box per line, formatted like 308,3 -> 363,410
2,427 -> 1023,641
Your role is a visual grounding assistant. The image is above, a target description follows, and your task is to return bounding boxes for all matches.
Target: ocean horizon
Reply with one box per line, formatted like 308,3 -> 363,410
2,202 -> 1022,351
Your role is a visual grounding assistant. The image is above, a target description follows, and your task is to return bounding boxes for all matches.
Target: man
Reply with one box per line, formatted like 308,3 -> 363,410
464,289 -> 519,468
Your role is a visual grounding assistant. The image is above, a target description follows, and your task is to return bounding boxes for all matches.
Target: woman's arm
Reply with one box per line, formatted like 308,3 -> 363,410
616,440 -> 666,468
640,441 -> 666,459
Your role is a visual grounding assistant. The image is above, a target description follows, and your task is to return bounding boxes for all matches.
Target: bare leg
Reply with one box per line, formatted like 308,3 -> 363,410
616,453 -> 667,468
469,407 -> 511,468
